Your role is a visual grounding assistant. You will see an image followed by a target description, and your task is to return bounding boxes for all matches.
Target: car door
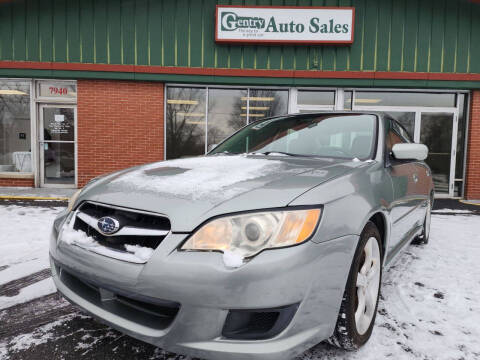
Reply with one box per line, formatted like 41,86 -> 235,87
385,119 -> 418,256
392,120 -> 430,228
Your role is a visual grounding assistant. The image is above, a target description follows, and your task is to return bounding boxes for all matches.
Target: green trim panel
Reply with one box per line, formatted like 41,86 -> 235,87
0,0 -> 479,84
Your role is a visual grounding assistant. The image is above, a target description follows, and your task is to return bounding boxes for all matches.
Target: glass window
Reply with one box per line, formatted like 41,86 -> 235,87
355,92 -> 456,107
211,114 -> 377,160
166,87 -> 290,160
43,108 -> 75,142
455,94 -> 467,181
166,87 -> 206,160
344,91 -> 353,110
207,88 -> 247,148
297,90 -> 335,106
379,112 -> 415,140
38,82 -> 77,99
0,80 -> 32,172
385,129 -> 406,155
420,112 -> 454,194
248,89 -> 288,120
43,142 -> 75,185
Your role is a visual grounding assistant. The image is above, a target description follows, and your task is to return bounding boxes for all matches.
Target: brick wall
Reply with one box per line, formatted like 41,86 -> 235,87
465,90 -> 480,199
77,80 -> 164,187
0,178 -> 34,187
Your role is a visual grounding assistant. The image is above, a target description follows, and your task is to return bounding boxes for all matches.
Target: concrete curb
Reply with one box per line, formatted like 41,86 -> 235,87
0,195 -> 69,201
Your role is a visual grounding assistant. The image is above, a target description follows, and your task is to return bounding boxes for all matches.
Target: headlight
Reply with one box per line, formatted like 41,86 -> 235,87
181,208 -> 321,258
67,189 -> 82,212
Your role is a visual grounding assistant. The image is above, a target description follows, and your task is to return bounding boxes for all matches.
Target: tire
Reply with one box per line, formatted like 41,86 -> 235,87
412,194 -> 433,245
328,221 -> 383,350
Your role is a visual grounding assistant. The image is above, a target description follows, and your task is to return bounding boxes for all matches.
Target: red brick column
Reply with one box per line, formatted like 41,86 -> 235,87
465,90 -> 480,199
77,80 -> 164,187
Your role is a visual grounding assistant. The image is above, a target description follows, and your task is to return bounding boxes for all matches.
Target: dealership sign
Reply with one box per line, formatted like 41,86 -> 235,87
215,6 -> 355,44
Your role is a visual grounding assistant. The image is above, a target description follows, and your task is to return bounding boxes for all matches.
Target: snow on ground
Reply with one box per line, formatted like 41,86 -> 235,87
0,204 -> 480,359
299,213 -> 480,360
0,277 -> 56,310
0,205 -> 64,287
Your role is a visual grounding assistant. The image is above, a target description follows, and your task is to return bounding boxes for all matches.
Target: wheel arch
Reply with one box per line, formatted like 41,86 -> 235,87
367,211 -> 388,262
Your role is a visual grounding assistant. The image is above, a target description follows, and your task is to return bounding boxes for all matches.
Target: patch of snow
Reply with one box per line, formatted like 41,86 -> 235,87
61,227 -> 97,247
0,205 -> 64,286
124,244 -> 154,262
110,155 -> 283,201
298,213 -> 480,360
59,227 -> 153,264
0,277 -> 56,310
8,313 -> 77,352
222,250 -> 244,268
432,209 -> 473,214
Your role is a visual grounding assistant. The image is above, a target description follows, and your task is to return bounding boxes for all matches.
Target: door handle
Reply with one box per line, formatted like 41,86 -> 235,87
412,173 -> 419,183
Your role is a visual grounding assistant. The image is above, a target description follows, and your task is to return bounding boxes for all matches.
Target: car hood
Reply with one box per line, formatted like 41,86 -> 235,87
78,155 -> 363,232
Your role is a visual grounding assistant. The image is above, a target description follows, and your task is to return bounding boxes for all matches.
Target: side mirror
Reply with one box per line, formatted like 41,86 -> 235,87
392,143 -> 428,161
207,144 -> 218,152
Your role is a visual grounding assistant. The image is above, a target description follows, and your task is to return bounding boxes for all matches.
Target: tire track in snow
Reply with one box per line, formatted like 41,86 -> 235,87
0,293 -> 76,339
0,269 -> 51,297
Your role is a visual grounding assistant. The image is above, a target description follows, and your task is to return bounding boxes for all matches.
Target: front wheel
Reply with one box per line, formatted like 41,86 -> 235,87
329,221 -> 382,350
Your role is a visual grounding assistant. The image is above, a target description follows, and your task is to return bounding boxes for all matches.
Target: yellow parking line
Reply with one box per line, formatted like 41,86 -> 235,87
459,199 -> 480,206
0,195 -> 69,201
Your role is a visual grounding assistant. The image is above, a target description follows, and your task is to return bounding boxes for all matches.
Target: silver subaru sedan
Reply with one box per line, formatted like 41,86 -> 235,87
50,112 -> 433,360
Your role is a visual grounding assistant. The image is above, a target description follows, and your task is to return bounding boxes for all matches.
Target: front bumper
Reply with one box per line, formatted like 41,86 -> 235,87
50,229 -> 357,360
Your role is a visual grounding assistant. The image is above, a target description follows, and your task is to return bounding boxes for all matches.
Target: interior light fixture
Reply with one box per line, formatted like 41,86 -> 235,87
350,99 -> 382,104
185,120 -> 206,125
167,99 -> 199,105
241,113 -> 265,117
176,112 -> 205,117
0,90 -> 28,95
241,97 -> 275,101
241,106 -> 270,110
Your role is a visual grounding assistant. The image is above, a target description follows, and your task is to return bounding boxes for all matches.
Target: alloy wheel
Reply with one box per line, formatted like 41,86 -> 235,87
355,237 -> 381,335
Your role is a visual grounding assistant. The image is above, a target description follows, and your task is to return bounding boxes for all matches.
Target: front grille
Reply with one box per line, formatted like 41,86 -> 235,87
58,266 -> 180,329
73,202 -> 170,252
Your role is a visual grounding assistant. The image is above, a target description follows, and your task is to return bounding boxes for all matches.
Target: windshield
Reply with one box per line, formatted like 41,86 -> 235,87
210,113 -> 377,160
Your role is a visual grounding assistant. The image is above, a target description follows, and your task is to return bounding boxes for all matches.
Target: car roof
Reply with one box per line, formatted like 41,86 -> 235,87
248,111 -> 385,125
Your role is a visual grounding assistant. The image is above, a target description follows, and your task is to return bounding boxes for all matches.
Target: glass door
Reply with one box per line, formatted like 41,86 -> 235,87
419,112 -> 457,197
39,105 -> 76,187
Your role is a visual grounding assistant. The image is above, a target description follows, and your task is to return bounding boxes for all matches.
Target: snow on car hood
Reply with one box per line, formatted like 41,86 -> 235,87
79,155 -> 363,232
110,155 -> 284,201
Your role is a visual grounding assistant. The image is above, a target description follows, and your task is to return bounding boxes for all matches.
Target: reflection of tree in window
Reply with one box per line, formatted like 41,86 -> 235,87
166,87 -> 206,159
0,81 -> 31,170
221,89 -> 288,144
247,89 -> 288,121
208,88 -> 247,148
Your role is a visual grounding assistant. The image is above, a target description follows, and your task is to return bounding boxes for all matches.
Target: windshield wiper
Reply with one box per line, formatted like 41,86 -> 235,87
251,151 -> 310,157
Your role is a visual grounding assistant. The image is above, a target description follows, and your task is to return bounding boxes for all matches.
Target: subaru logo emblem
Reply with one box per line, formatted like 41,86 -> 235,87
97,216 -> 120,235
